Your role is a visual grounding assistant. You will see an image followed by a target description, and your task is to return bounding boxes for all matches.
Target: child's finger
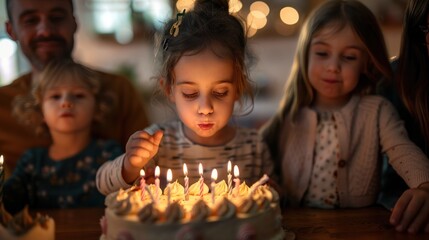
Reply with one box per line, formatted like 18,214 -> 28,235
406,200 -> 429,233
152,130 -> 164,146
395,194 -> 424,232
138,139 -> 159,152
126,131 -> 151,150
390,192 -> 412,227
130,130 -> 152,140
127,131 -> 160,151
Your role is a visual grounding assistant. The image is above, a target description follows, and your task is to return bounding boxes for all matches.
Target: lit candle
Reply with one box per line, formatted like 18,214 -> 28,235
0,155 -> 3,205
198,163 -> 204,198
211,169 -> 218,205
233,165 -> 240,197
166,169 -> 172,205
183,163 -> 189,201
139,169 -> 146,201
155,166 -> 160,203
227,160 -> 232,195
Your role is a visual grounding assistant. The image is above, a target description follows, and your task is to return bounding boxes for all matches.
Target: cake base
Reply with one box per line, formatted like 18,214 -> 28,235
0,217 -> 55,240
102,207 -> 284,240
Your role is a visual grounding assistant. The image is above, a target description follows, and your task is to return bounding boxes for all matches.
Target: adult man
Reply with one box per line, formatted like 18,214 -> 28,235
0,0 -> 150,177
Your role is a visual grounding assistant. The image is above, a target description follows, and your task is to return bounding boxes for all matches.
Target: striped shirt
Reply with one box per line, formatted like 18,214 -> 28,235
96,121 -> 273,195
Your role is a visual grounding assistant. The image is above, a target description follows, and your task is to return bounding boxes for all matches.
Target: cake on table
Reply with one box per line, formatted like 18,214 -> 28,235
100,174 -> 285,240
0,205 -> 55,240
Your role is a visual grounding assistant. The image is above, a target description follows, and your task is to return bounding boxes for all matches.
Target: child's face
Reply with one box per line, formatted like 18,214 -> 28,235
42,78 -> 96,135
170,48 -> 237,145
308,24 -> 367,109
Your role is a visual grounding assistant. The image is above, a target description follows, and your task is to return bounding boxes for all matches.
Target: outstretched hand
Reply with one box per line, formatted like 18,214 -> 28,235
122,130 -> 163,183
390,182 -> 429,233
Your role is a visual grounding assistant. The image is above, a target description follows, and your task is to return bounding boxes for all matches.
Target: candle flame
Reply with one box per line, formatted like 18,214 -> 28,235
0,155 -> 3,165
227,160 -> 231,173
211,168 -> 218,181
199,163 -> 203,176
183,163 -> 188,175
140,169 -> 145,177
167,169 -> 173,182
155,166 -> 160,177
233,165 -> 239,177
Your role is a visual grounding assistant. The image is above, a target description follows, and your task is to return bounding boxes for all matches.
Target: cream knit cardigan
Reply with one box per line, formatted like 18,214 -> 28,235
277,95 -> 429,207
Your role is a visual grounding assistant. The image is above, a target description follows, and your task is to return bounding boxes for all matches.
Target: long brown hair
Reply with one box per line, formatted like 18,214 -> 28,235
396,0 -> 429,146
260,0 -> 393,163
280,0 -> 392,121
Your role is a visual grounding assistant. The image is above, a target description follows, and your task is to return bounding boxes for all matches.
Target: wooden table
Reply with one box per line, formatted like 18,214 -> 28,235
40,206 -> 428,240
283,206 -> 428,240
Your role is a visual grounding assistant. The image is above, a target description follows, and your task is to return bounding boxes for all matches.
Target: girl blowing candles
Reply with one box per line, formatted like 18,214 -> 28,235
260,0 -> 429,233
96,0 -> 274,195
3,60 -> 122,214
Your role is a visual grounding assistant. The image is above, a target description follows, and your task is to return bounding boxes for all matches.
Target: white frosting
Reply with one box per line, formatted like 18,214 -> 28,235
103,180 -> 285,240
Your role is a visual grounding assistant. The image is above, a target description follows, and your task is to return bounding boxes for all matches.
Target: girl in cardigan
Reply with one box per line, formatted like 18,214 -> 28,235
260,0 -> 429,233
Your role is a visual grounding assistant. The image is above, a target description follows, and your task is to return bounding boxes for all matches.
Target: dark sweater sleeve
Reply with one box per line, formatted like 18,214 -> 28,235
3,151 -> 34,214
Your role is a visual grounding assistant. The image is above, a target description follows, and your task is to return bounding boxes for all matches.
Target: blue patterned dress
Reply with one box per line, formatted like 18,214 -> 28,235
3,139 -> 122,214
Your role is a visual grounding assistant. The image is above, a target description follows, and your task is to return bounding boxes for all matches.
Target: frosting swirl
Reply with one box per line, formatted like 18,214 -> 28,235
138,203 -> 160,223
164,202 -> 184,224
110,196 -> 132,215
214,180 -> 228,196
0,205 -> 50,236
189,200 -> 210,222
252,185 -> 279,204
267,186 -> 280,203
105,188 -> 127,208
108,188 -> 145,215
213,197 -> 236,220
164,180 -> 185,199
232,181 -> 250,197
146,184 -> 163,200
109,189 -> 146,215
188,181 -> 209,196
256,197 -> 271,211
237,197 -> 259,215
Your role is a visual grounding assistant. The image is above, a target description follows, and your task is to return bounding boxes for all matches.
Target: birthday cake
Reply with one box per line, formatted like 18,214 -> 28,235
100,174 -> 284,240
0,206 -> 55,240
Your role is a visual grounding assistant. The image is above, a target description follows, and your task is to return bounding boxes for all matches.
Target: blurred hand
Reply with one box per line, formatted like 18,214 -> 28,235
390,182 -> 429,233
